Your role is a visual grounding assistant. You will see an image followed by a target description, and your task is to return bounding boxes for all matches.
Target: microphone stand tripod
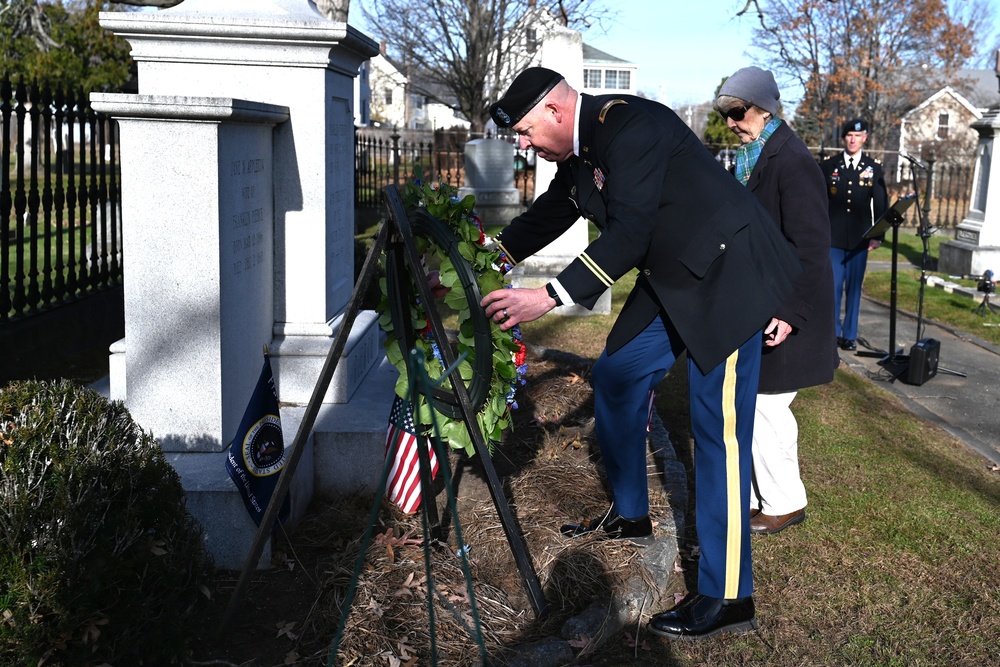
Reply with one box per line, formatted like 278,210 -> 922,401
856,194 -> 917,378
907,156 -> 966,380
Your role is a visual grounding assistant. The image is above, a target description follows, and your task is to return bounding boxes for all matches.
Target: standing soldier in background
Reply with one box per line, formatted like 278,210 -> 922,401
822,119 -> 889,352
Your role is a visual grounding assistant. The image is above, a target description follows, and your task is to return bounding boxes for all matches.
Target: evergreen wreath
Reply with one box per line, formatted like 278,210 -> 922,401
376,175 -> 527,456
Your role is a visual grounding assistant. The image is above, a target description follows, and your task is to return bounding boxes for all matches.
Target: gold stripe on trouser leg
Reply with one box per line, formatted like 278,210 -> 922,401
723,349 -> 742,599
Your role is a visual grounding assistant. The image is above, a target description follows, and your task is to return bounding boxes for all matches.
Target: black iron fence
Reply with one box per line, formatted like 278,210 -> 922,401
707,142 -> 975,230
354,127 -> 535,224
2,77 -> 123,323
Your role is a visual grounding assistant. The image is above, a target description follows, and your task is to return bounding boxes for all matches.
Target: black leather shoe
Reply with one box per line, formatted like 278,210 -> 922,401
648,594 -> 758,641
839,338 -> 857,351
560,506 -> 654,545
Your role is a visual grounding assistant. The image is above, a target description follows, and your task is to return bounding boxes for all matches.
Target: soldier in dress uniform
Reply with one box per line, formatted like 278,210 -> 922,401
822,118 -> 889,351
479,67 -> 802,641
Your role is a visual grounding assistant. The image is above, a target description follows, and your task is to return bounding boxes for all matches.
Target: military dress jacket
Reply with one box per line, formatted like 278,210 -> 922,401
821,151 -> 889,250
743,121 -> 838,392
495,93 -> 802,374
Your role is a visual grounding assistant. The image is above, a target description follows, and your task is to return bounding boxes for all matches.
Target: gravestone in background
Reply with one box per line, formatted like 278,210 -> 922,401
940,108 -> 1000,277
458,138 -> 524,227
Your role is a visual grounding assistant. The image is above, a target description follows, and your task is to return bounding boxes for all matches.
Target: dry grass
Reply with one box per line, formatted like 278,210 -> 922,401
185,256 -> 1000,666
190,352 -> 1000,667
187,351 -> 672,666
621,368 -> 1000,667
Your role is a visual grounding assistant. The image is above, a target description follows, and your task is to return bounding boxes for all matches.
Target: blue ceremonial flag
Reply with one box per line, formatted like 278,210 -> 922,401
225,354 -> 290,526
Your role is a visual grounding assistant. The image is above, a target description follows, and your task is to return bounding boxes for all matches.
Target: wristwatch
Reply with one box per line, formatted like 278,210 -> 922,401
545,282 -> 563,307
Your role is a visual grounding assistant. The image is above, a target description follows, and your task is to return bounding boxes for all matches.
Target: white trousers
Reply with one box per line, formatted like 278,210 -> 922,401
750,391 -> 807,515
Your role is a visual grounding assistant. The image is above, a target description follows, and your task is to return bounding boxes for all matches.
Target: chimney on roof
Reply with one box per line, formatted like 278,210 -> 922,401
381,40 -> 387,55
995,48 -> 999,94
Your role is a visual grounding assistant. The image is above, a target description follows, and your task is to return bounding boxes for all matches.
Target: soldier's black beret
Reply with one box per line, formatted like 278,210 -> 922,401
489,67 -> 564,128
842,118 -> 869,136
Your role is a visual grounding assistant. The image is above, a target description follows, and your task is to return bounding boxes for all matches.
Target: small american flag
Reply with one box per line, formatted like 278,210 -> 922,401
385,395 -> 439,513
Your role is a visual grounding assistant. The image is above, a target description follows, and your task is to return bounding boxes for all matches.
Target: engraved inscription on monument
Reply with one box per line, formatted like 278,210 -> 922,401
229,156 -> 268,278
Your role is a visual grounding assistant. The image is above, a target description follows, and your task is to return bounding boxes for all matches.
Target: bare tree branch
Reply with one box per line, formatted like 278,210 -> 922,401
112,0 -> 185,7
746,0 -> 988,149
360,0 -> 610,132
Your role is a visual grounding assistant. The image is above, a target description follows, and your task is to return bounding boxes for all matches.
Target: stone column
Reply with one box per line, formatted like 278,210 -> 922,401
940,108 -> 1000,276
511,23 -> 611,315
90,94 -> 291,568
95,0 -> 387,568
99,0 -> 381,404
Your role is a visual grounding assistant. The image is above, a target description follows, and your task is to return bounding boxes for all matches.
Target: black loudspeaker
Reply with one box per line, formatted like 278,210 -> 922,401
905,338 -> 940,386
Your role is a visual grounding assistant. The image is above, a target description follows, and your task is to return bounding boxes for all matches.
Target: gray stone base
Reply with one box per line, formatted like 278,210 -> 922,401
939,240 -> 1000,278
95,349 -> 399,571
164,436 -> 312,571
271,310 -> 383,404
459,186 -> 524,228
470,204 -> 525,228
302,355 -> 398,498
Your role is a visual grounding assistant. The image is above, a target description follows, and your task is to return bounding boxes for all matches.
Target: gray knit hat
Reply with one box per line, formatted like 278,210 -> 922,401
718,66 -> 781,115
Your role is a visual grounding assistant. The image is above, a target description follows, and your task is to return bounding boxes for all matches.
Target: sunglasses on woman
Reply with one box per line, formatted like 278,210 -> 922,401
721,104 -> 752,121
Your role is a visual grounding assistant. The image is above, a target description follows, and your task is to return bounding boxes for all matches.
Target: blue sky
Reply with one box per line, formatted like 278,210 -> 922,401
580,0 -> 769,107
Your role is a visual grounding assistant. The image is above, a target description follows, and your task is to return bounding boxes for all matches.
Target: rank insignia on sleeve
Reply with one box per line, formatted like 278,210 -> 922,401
594,167 -> 605,190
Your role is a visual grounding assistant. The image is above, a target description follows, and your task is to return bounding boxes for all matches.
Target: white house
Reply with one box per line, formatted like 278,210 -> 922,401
896,69 -> 1000,175
355,50 -> 470,131
581,44 -> 637,96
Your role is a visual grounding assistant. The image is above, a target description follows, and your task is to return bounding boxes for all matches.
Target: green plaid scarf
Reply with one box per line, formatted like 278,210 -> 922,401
735,117 -> 782,185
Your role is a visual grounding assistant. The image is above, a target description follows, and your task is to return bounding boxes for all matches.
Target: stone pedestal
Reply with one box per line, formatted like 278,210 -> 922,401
100,0 -> 382,404
91,94 -> 292,569
458,138 -> 523,227
91,94 -> 288,452
96,1 -> 387,570
940,107 -> 1000,276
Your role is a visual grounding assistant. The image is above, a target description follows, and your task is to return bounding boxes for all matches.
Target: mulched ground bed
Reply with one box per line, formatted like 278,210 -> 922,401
187,347 -> 673,666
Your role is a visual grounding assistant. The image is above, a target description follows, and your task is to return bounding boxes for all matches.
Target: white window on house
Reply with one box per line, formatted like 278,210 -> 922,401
583,69 -> 602,89
412,94 -> 425,110
603,70 -> 631,90
937,112 -> 949,139
526,28 -> 537,52
384,89 -> 393,105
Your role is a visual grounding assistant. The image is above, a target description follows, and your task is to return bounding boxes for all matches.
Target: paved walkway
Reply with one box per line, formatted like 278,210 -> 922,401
839,265 -> 1000,466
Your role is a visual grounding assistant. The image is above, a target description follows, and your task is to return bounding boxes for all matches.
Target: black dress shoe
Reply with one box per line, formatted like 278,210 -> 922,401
560,506 -> 654,545
648,594 -> 757,641
839,338 -> 856,351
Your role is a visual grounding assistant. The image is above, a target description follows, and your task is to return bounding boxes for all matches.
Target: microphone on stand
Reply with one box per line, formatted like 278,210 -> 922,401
900,153 -> 927,170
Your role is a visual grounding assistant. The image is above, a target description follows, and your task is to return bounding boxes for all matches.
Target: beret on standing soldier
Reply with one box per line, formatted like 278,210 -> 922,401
841,118 -> 869,136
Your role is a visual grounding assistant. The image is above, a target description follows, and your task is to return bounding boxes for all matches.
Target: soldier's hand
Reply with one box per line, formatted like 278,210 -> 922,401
481,287 -> 556,330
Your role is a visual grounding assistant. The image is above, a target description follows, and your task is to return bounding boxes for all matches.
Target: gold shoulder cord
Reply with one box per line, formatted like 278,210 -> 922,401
599,99 -> 628,123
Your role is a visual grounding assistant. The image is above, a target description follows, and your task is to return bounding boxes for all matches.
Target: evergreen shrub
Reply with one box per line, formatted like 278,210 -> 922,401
0,380 -> 213,666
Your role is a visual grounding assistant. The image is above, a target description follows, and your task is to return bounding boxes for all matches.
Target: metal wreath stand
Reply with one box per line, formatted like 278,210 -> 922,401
219,185 -> 548,657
